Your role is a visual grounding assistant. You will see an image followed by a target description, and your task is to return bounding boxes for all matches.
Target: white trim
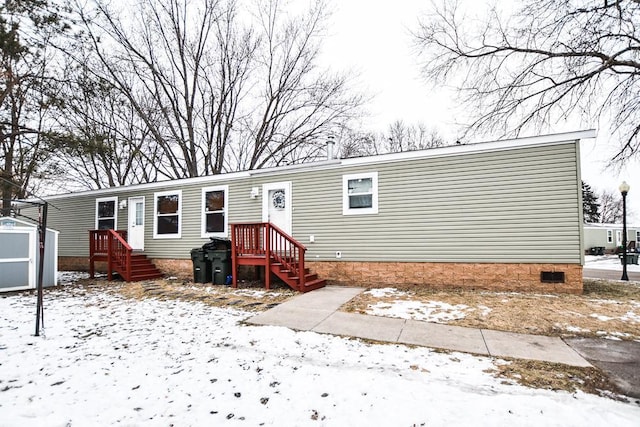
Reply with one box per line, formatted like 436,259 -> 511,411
128,196 -> 145,250
35,130 -> 596,201
201,185 -> 229,238
607,229 -> 613,243
262,181 -> 292,234
95,196 -> 118,230
153,190 -> 182,239
343,172 -> 378,215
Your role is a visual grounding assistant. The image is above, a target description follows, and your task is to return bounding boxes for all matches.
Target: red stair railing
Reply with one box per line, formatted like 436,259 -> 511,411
89,229 -> 132,281
231,222 -> 306,289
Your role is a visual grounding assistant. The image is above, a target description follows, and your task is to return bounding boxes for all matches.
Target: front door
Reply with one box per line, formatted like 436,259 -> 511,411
262,182 -> 292,235
128,197 -> 145,250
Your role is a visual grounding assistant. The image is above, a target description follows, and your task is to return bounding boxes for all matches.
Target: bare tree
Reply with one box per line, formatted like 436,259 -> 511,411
338,120 -> 447,158
598,189 -> 623,223
236,0 -> 362,170
73,0 -> 257,179
69,0 -> 362,183
415,0 -> 640,164
52,62 -> 163,190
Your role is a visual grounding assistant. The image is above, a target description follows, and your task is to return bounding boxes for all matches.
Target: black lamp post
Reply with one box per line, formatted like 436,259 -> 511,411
619,181 -> 630,281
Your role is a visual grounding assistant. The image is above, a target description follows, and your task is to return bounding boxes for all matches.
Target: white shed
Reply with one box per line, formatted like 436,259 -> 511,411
0,217 -> 59,292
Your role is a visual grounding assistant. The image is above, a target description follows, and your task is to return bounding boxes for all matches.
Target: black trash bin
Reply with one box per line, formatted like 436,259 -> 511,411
203,238 -> 232,285
190,248 -> 212,283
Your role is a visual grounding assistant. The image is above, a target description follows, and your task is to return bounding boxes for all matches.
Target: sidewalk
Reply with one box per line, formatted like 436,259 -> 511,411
247,286 -> 591,368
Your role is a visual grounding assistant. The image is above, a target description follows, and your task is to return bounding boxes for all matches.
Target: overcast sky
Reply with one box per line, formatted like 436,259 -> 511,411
320,0 -> 640,222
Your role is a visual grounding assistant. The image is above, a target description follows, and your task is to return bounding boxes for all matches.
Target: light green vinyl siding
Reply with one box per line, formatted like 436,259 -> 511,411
39,141 -> 582,264
288,143 -> 581,263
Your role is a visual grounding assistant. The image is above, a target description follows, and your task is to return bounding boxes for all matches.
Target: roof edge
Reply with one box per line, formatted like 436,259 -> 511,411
39,129 -> 596,200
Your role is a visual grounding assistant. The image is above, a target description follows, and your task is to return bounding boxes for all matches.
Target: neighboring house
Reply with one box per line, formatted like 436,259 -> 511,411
31,130 -> 595,294
584,223 -> 640,253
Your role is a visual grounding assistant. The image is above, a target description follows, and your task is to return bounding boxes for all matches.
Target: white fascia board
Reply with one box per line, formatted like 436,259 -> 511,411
37,129 -> 596,200
340,129 -> 597,167
40,170 -> 252,201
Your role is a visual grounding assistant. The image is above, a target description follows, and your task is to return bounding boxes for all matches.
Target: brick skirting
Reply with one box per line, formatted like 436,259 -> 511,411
307,261 -> 583,294
58,256 -> 582,294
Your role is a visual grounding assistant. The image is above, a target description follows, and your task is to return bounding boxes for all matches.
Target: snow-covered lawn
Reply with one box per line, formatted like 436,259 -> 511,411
1,285 -> 639,426
585,255 -> 640,272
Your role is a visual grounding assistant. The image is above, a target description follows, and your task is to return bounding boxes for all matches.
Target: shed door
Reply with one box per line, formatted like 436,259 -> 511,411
0,229 -> 35,292
262,182 -> 292,235
128,197 -> 145,250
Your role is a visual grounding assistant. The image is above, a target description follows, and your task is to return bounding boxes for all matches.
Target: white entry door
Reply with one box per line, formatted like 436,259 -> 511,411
262,182 -> 292,235
128,197 -> 145,250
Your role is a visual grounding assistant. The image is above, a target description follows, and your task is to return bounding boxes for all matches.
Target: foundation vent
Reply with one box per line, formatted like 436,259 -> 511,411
540,271 -> 565,283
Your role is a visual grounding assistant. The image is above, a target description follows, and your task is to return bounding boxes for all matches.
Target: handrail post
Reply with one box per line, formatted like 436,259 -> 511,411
231,224 -> 238,288
299,249 -> 305,288
89,231 -> 95,278
265,223 -> 271,290
126,247 -> 132,282
107,232 -> 113,281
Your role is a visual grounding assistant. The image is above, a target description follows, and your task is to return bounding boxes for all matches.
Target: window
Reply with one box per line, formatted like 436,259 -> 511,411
607,230 -> 613,243
154,190 -> 181,238
636,231 -> 640,244
616,230 -> 622,246
343,172 -> 378,215
95,197 -> 117,229
202,186 -> 228,237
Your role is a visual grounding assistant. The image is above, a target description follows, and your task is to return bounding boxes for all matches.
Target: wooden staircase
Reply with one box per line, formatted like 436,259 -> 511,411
89,230 -> 163,282
231,222 -> 326,292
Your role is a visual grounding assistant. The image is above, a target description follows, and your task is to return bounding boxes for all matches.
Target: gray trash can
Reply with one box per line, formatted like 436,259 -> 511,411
190,248 -> 212,283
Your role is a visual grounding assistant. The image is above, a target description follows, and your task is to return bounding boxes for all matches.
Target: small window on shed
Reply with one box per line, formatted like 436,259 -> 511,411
343,172 -> 378,215
540,271 -> 565,283
95,197 -> 117,230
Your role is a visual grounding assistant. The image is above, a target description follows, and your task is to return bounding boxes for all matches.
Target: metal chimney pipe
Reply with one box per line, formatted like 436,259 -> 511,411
327,137 -> 335,160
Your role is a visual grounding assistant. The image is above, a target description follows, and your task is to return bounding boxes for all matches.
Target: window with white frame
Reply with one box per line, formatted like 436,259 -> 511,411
202,186 -> 228,237
95,197 -> 117,229
154,190 -> 181,238
616,230 -> 622,246
343,172 -> 378,215
607,230 -> 613,243
636,230 -> 640,244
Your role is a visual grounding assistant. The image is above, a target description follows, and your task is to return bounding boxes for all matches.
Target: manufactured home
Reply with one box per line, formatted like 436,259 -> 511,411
32,130 -> 596,294
584,223 -> 640,253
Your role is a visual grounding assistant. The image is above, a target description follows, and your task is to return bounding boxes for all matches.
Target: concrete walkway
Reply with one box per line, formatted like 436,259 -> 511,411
247,286 -> 591,368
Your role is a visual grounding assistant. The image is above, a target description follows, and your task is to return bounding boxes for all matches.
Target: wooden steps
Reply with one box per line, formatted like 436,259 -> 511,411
271,262 -> 326,292
128,254 -> 163,281
89,230 -> 163,282
231,223 -> 326,293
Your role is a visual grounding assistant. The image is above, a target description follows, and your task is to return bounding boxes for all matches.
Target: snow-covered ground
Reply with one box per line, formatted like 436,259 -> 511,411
585,255 -> 640,272
1,285 -> 639,426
